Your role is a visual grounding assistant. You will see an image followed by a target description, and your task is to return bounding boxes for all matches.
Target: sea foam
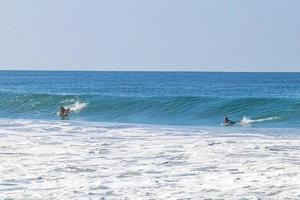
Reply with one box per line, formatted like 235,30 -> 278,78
68,101 -> 88,112
0,119 -> 299,199
238,116 -> 280,125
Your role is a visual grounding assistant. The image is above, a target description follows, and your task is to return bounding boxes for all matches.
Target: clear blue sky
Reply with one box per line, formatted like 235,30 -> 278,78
0,0 -> 299,72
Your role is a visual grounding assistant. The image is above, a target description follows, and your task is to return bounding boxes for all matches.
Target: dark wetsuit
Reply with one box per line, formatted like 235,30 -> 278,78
59,107 -> 70,116
224,118 -> 236,125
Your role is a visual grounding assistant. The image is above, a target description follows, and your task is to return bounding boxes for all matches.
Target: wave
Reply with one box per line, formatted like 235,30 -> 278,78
238,116 -> 280,125
0,92 -> 299,126
67,101 -> 88,113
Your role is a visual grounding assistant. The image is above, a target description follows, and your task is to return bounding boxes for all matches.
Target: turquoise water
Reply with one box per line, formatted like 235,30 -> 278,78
0,71 -> 299,127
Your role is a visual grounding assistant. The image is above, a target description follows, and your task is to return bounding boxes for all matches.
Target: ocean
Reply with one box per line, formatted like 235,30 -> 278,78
1,71 -> 300,127
1,71 -> 300,199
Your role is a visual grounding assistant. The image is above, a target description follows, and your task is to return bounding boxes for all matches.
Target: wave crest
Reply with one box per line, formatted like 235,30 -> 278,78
0,93 -> 298,126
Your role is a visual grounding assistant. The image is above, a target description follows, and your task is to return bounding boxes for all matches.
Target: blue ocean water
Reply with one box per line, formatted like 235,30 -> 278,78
0,71 -> 299,127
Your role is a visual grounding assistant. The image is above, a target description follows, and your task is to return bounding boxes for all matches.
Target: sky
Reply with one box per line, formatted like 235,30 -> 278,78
0,0 -> 299,72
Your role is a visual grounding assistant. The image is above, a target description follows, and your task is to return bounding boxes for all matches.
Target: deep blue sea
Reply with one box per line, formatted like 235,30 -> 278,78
0,71 -> 299,127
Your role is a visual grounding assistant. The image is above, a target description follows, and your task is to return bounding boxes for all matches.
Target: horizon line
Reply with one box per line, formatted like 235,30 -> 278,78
0,69 -> 299,73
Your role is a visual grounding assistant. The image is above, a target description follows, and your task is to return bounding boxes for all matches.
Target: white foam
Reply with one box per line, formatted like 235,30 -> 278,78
0,119 -> 299,199
67,101 -> 88,113
238,116 -> 279,125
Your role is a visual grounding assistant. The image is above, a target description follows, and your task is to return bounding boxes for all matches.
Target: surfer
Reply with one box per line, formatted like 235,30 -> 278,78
59,106 -> 71,117
223,117 -> 236,126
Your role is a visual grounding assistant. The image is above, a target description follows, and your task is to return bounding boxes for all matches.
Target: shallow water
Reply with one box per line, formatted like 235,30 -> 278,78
0,119 -> 299,199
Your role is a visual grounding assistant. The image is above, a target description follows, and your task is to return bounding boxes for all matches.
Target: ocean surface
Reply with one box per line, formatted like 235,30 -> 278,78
1,71 -> 300,199
0,71 -> 300,127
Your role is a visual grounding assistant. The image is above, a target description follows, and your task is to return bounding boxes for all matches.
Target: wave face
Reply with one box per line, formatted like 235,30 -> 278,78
0,93 -> 299,127
0,71 -> 300,127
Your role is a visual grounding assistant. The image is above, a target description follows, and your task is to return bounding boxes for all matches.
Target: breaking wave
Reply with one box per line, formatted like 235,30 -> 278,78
0,92 -> 299,126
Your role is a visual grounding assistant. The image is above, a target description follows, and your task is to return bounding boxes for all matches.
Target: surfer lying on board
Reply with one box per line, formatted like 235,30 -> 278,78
223,117 -> 236,125
59,106 -> 71,117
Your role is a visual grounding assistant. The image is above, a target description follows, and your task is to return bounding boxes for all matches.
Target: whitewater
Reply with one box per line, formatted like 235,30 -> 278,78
0,119 -> 300,199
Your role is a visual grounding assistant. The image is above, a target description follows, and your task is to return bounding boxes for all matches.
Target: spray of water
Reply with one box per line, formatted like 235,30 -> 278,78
238,116 -> 279,125
68,101 -> 88,113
